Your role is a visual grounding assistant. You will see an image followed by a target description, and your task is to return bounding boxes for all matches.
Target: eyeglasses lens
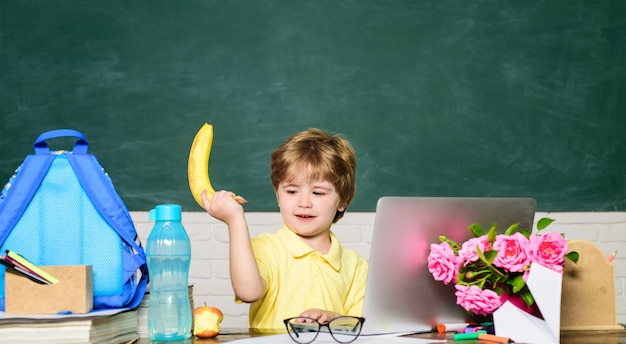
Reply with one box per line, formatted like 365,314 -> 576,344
286,317 -> 320,344
328,317 -> 363,343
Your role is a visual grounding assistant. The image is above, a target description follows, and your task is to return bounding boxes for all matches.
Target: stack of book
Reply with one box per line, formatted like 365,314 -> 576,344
0,309 -> 138,344
137,284 -> 194,337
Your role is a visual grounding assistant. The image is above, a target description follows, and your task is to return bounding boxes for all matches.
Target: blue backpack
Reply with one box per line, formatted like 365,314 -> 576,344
0,129 -> 148,310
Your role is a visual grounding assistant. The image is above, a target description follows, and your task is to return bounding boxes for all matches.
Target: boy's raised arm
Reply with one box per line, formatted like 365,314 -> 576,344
202,190 -> 265,303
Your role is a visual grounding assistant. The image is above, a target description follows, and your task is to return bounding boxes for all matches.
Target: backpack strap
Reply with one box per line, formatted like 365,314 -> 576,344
126,257 -> 149,309
0,155 -> 55,245
67,153 -> 149,309
34,129 -> 88,155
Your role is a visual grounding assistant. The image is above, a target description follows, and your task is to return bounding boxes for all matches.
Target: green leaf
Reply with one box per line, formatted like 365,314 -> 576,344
493,286 -> 504,296
566,251 -> 579,264
469,223 -> 484,237
456,271 -> 464,283
483,250 -> 498,263
504,223 -> 519,236
536,217 -> 555,231
519,289 -> 535,307
519,229 -> 531,239
509,275 -> 526,293
487,224 -> 497,243
438,236 -> 462,251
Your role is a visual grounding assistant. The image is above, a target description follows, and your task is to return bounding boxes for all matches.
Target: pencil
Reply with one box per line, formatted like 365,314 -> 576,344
607,250 -> 617,263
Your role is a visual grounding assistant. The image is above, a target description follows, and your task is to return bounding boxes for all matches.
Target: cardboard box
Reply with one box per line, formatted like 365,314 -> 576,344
5,265 -> 93,315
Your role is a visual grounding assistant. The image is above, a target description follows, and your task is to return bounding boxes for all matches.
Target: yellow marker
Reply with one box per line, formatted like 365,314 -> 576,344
5,250 -> 59,284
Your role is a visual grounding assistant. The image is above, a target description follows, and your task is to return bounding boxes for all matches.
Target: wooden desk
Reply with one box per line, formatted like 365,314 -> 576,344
137,327 -> 626,343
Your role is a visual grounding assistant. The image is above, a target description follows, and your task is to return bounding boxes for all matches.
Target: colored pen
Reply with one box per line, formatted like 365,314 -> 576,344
478,333 -> 512,343
0,258 -> 51,284
5,250 -> 59,284
607,250 -> 617,263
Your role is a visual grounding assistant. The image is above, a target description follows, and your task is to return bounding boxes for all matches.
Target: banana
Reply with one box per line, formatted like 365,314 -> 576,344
188,122 -> 247,207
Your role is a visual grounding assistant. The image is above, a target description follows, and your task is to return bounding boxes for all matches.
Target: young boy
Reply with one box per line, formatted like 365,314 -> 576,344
201,128 -> 369,329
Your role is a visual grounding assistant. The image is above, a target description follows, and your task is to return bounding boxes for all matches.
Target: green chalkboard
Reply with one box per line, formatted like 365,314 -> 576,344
1,1 -> 625,212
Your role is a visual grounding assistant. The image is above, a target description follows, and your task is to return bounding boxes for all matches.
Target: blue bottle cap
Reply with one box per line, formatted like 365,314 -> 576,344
149,204 -> 182,221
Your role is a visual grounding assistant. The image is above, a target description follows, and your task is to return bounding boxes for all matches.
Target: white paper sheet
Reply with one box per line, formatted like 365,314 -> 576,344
493,263 -> 562,344
229,332 -> 445,343
0,308 -> 130,323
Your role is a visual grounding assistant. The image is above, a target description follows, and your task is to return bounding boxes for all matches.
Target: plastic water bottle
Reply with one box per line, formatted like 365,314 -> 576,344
146,204 -> 192,341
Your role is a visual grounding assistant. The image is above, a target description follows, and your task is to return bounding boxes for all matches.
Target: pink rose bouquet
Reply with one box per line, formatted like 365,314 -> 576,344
428,218 -> 579,316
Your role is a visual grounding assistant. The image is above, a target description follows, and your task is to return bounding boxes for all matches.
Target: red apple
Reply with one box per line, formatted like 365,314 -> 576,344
193,303 -> 224,338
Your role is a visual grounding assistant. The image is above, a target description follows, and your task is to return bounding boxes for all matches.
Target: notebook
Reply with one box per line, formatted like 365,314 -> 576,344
361,196 -> 537,335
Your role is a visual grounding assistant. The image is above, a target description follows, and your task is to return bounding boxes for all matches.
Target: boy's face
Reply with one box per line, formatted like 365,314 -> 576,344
276,168 -> 345,242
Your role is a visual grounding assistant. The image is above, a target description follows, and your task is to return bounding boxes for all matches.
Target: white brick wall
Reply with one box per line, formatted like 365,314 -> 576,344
131,211 -> 626,328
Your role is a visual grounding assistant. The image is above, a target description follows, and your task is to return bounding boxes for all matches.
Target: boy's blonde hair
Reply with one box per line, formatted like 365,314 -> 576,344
270,128 -> 357,223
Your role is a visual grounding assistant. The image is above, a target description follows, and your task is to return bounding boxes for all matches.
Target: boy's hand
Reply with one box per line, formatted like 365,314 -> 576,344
298,309 -> 342,324
202,189 -> 244,225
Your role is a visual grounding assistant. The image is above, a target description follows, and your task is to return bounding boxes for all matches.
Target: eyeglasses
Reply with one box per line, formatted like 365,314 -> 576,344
283,316 -> 365,344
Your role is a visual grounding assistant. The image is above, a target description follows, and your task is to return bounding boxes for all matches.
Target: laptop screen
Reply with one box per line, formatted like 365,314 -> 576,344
361,196 -> 536,335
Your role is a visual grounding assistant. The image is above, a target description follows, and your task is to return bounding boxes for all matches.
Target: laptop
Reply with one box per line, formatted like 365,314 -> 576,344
361,196 -> 537,335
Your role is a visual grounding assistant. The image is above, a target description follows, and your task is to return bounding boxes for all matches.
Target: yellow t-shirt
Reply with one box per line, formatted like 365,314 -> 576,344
240,225 -> 369,330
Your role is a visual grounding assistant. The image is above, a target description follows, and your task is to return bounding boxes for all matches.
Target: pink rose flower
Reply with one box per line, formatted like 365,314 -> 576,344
528,232 -> 568,273
492,232 -> 530,272
428,242 -> 460,284
458,235 -> 490,266
455,285 -> 502,316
